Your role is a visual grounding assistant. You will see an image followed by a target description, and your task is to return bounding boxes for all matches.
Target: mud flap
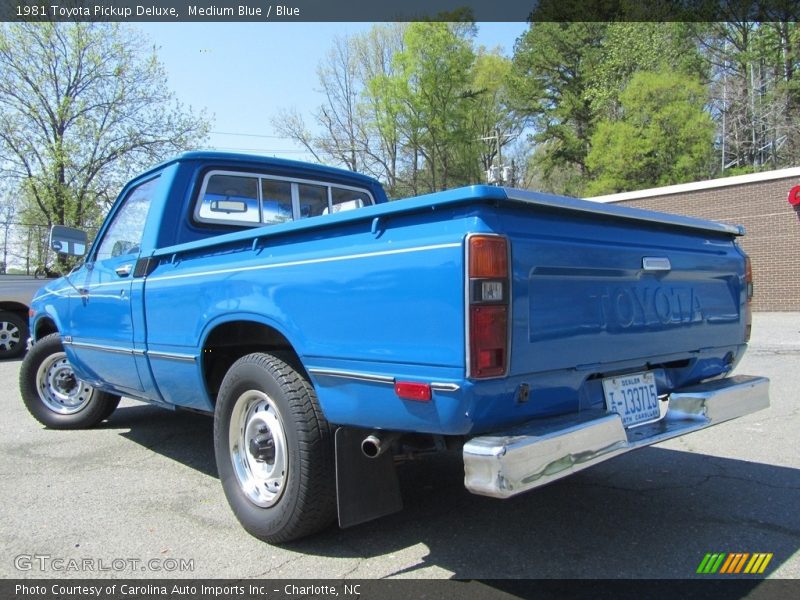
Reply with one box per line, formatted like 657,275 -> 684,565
334,427 -> 403,529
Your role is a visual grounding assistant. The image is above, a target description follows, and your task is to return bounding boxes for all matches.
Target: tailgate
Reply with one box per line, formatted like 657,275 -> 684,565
500,192 -> 747,376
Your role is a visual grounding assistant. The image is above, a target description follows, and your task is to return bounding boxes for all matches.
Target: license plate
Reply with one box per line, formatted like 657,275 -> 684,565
602,372 -> 661,428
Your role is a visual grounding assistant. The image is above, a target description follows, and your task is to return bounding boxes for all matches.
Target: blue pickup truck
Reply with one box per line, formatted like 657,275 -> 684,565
20,152 -> 769,542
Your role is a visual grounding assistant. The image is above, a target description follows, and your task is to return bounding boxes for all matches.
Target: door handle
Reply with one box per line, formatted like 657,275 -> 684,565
115,264 -> 133,277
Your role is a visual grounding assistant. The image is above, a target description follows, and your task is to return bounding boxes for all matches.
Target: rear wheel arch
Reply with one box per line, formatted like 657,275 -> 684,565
200,318 -> 307,406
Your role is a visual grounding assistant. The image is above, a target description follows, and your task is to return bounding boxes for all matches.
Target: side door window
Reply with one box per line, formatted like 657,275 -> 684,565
95,178 -> 158,261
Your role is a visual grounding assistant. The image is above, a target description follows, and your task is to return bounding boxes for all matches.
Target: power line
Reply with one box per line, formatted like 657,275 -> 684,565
210,131 -> 293,140
208,146 -> 312,154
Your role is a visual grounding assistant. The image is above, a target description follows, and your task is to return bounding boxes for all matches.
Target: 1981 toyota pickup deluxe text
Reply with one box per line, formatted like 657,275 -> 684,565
20,152 -> 769,542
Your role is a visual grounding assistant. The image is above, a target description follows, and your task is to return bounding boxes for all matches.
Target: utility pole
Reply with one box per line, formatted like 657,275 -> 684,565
482,130 -> 514,186
496,127 -> 503,175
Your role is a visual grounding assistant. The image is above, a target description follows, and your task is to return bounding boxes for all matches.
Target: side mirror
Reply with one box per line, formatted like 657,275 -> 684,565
50,225 -> 88,257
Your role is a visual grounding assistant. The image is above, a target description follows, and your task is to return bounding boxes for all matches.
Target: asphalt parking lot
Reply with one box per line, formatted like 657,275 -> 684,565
1,313 -> 798,580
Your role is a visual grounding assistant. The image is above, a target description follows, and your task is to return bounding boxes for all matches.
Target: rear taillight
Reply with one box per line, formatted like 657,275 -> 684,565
744,256 -> 754,301
467,235 -> 510,378
744,255 -> 753,342
469,235 -> 508,278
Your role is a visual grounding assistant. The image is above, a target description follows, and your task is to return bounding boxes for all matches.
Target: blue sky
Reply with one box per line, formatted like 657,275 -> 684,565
136,22 -> 528,161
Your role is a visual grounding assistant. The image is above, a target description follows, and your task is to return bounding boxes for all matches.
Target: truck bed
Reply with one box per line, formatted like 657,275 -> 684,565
130,185 -> 749,435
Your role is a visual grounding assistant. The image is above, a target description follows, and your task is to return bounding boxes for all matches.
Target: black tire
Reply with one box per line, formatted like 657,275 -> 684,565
0,311 -> 28,359
214,352 -> 336,543
19,333 -> 120,429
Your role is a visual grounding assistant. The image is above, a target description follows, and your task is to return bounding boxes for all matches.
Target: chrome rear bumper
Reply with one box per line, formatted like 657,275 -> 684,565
463,375 -> 770,498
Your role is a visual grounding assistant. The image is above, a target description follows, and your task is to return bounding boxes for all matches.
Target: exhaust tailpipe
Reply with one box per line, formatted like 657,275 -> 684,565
361,431 -> 401,459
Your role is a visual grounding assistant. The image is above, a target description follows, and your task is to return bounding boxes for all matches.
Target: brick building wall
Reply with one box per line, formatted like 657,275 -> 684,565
588,168 -> 800,311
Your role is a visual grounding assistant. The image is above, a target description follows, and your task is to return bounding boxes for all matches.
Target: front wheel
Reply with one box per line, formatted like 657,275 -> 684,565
19,333 -> 120,429
214,353 -> 336,543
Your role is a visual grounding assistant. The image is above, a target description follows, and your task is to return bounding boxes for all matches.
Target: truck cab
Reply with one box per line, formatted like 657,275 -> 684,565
21,152 -> 769,543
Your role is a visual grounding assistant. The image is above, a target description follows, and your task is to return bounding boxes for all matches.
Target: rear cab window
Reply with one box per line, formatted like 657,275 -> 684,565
194,170 -> 375,228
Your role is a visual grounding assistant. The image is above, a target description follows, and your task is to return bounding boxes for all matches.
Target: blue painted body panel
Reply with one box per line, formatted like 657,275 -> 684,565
30,153 -> 751,435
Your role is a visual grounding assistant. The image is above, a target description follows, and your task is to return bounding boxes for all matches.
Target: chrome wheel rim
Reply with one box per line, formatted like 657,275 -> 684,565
229,390 -> 288,508
0,320 -> 21,353
36,352 -> 94,414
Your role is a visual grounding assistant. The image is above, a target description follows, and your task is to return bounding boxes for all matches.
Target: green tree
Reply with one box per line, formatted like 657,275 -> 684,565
391,21 -> 477,192
272,33 -> 368,173
698,20 -> 800,171
469,50 -> 522,183
275,22 -> 519,196
0,22 -> 209,243
589,22 -> 707,119
508,22 -> 608,195
509,21 -> 712,196
586,71 -> 715,195
273,24 -> 407,195
354,24 -> 407,194
0,183 -> 15,273
762,20 -> 800,163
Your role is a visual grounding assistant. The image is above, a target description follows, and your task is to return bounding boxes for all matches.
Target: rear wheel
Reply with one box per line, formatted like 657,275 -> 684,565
20,333 -> 120,429
214,352 -> 336,543
0,311 -> 28,359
